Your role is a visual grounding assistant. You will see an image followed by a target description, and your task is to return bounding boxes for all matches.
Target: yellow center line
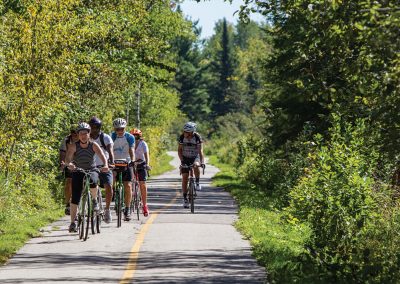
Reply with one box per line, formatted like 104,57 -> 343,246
120,187 -> 179,284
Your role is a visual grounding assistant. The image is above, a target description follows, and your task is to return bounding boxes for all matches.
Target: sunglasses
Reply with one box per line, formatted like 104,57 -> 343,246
115,128 -> 125,131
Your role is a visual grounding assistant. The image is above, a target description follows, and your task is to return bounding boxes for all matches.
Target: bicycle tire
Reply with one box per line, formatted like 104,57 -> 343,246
91,214 -> 96,235
78,193 -> 87,240
135,182 -> 140,221
96,188 -> 103,234
84,191 -> 91,241
117,185 -> 123,227
189,180 -> 195,213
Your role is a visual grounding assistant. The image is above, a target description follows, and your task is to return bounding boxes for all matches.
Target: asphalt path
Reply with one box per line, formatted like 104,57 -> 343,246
0,151 -> 266,283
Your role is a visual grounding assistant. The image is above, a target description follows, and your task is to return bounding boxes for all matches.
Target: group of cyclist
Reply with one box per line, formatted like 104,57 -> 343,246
59,117 -> 151,232
59,118 -> 204,232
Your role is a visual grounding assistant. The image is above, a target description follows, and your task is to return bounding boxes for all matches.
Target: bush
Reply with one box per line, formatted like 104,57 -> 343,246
288,118 -> 400,282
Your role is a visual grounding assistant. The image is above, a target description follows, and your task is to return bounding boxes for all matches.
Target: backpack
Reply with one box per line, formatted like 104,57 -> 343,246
99,132 -> 107,149
179,132 -> 202,144
111,132 -> 133,145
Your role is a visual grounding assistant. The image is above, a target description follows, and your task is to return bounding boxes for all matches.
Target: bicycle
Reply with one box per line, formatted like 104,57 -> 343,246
131,160 -> 150,220
132,165 -> 142,221
180,164 -> 205,213
113,159 -> 130,227
75,167 -> 101,241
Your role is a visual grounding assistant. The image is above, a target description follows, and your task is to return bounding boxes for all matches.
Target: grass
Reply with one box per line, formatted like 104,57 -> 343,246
0,206 -> 63,264
209,156 -> 316,283
150,151 -> 174,176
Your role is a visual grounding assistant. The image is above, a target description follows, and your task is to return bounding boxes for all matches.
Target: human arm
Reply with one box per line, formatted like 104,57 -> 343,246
178,144 -> 183,162
107,143 -> 114,164
93,142 -> 109,172
65,143 -> 76,171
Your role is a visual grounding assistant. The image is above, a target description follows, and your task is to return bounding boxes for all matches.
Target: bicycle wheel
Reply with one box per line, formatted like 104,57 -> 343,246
189,180 -> 195,213
84,191 -> 91,241
116,184 -> 123,227
78,192 -> 88,240
135,182 -> 140,221
96,188 -> 103,234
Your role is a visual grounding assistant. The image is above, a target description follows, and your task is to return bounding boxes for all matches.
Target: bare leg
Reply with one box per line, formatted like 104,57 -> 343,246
139,181 -> 147,205
70,203 -> 78,223
65,178 -> 72,205
181,173 -> 189,196
105,183 -> 113,209
124,181 -> 132,207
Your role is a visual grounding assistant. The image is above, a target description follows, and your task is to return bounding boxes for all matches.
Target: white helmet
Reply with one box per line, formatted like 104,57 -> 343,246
113,118 -> 127,128
77,122 -> 91,132
183,122 -> 196,132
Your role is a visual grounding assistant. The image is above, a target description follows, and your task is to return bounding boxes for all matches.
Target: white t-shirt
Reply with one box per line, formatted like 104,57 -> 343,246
92,133 -> 113,166
135,140 -> 149,162
112,132 -> 135,162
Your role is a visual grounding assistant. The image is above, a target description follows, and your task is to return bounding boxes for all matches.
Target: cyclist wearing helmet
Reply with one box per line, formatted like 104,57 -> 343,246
130,128 -> 151,217
59,127 -> 79,215
178,122 -> 205,208
65,122 -> 109,232
89,116 -> 114,223
111,118 -> 135,221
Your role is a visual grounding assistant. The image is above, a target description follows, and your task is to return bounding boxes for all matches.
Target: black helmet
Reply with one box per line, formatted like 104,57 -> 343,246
89,116 -> 102,126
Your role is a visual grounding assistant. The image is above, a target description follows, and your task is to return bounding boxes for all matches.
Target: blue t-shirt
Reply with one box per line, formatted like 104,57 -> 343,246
111,132 -> 135,162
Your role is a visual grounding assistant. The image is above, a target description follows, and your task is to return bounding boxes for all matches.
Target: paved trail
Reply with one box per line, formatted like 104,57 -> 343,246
0,152 -> 266,283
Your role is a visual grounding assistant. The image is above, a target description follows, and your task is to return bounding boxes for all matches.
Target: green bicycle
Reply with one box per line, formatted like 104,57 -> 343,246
113,160 -> 129,227
75,167 -> 102,241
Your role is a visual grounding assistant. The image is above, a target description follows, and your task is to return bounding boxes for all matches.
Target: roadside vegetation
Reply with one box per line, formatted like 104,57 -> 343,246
1,0 -> 399,282
175,1 -> 400,282
0,1 -> 190,264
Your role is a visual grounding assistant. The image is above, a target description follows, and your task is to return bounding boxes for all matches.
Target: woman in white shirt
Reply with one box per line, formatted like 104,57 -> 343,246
130,128 -> 151,217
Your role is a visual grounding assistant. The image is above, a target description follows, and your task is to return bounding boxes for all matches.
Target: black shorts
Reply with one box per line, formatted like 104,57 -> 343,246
114,166 -> 133,182
135,163 -> 148,182
64,167 -> 73,179
181,157 -> 199,174
99,171 -> 113,188
71,171 -> 99,205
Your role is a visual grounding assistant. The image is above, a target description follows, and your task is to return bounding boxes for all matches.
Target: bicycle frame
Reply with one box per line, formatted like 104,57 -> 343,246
132,165 -> 142,220
76,167 -> 99,241
181,164 -> 196,213
113,160 -> 128,227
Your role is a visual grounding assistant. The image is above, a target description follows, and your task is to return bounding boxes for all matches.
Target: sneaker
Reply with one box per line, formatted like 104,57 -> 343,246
143,204 -> 149,217
196,183 -> 201,191
92,199 -> 99,212
183,198 -> 189,208
124,207 -> 131,221
104,209 -> 112,223
68,222 -> 77,233
65,205 -> 70,215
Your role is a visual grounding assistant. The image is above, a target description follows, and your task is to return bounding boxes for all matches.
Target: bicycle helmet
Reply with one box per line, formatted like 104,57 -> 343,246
183,122 -> 196,132
77,122 -> 91,132
88,116 -> 102,127
130,128 -> 142,137
113,118 -> 127,128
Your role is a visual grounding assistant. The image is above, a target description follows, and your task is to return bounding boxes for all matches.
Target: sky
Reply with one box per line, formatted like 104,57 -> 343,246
178,0 -> 265,39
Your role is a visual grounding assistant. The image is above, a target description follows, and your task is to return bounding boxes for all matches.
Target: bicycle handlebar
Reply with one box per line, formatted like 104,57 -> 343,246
74,167 -> 101,174
180,164 -> 206,175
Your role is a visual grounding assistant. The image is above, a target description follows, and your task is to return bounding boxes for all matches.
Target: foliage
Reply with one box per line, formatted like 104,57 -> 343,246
287,117 -> 400,282
210,156 -> 316,283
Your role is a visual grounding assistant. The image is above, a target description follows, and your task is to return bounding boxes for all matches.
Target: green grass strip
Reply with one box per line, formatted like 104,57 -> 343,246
150,151 -> 174,176
0,207 -> 63,265
209,156 -> 315,283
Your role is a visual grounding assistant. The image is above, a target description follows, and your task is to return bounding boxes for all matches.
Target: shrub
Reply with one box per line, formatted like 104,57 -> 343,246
288,117 -> 400,282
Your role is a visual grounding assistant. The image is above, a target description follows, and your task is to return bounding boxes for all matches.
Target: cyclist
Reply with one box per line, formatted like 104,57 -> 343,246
130,128 -> 151,217
178,122 -> 205,208
65,122 -> 109,232
89,117 -> 114,223
59,127 -> 79,215
111,118 -> 135,221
